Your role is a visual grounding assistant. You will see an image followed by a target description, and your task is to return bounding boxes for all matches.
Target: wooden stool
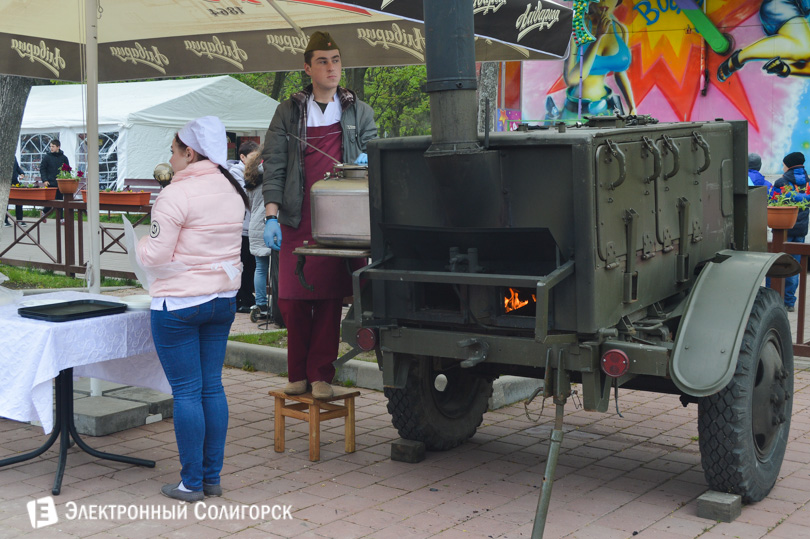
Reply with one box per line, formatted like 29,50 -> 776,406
269,387 -> 361,462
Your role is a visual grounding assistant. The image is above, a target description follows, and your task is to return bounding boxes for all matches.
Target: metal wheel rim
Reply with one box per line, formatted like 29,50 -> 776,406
429,368 -> 477,419
751,330 -> 787,459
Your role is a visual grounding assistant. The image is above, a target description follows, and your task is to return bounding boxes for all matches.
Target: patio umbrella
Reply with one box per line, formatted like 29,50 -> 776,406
0,0 -> 573,291
0,0 -> 572,82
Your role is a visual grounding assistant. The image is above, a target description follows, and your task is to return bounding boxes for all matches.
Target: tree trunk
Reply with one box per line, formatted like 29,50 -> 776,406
270,72 -> 288,101
477,62 -> 498,134
346,67 -> 367,101
0,75 -> 34,242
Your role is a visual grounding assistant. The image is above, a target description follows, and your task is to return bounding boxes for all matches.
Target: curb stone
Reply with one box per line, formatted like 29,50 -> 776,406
225,340 -> 543,410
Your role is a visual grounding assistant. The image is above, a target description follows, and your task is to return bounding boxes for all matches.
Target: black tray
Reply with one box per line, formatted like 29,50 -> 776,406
18,299 -> 128,322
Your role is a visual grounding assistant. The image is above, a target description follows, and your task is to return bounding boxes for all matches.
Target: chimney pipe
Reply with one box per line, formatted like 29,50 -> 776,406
423,0 -> 506,228
424,0 -> 480,152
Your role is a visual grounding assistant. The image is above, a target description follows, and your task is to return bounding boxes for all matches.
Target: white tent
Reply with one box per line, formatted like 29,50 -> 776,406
19,75 -> 278,187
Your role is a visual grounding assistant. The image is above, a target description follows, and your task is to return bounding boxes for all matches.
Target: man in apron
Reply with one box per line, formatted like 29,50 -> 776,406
261,31 -> 377,399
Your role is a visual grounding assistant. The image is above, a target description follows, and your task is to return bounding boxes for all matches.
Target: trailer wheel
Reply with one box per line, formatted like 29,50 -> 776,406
384,355 -> 493,451
697,287 -> 793,502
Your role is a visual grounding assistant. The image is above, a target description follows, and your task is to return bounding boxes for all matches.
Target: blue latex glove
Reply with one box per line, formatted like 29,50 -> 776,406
263,218 -> 282,251
354,152 -> 368,165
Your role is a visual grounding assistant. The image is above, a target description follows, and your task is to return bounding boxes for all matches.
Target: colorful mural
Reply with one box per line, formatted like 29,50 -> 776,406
521,0 -> 810,174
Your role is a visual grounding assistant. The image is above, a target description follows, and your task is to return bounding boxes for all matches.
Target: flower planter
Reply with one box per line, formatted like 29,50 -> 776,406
57,179 -> 80,195
9,187 -> 57,201
767,206 -> 799,229
81,190 -> 152,206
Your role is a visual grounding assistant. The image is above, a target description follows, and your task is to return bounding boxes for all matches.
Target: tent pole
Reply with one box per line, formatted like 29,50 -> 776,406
85,0 -> 101,294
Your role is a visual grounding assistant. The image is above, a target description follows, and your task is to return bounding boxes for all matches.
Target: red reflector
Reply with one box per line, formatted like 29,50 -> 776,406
356,327 -> 377,351
601,349 -> 630,378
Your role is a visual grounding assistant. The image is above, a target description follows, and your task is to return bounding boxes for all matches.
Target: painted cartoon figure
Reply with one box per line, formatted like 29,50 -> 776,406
562,0 -> 637,119
718,0 -> 810,81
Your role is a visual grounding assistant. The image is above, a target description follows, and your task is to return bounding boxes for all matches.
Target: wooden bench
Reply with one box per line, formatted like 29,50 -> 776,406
269,387 -> 361,462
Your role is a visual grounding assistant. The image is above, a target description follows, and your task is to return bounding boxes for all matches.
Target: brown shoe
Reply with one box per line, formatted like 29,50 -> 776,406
284,379 -> 307,395
311,381 -> 333,399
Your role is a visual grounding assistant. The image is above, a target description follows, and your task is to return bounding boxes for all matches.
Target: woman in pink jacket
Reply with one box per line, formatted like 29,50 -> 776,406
137,116 -> 248,503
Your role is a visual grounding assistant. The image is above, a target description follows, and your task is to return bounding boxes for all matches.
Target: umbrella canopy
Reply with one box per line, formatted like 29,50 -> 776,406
0,0 -> 571,82
0,0 -> 572,293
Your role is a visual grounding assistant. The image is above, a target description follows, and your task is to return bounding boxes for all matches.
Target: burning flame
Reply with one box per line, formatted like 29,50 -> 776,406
504,288 -> 530,313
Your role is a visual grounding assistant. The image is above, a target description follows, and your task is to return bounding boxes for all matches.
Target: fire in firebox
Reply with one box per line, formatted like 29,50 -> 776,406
504,288 -> 536,314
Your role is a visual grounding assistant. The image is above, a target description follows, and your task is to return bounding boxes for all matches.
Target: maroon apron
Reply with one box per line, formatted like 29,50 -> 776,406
278,122 -> 355,300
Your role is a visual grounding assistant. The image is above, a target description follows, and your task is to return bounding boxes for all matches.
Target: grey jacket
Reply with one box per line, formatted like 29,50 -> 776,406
247,186 -> 271,257
227,161 -> 251,236
261,85 -> 377,228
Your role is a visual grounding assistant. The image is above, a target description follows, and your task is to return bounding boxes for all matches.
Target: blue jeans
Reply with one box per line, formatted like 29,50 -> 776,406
151,297 -> 235,491
785,234 -> 805,307
254,255 -> 269,307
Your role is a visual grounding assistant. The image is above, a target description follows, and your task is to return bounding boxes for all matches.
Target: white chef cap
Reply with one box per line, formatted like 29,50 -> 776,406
178,116 -> 227,167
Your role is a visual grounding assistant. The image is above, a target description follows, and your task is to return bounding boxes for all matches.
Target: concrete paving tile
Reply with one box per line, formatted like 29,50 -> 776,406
343,507 -> 405,529
363,524 -> 431,539
737,507 -> 789,529
331,471 -> 380,489
311,519 -> 375,539
321,493 -> 381,514
300,480 -> 359,500
650,514 -> 716,536
430,529 -> 491,539
704,520 -> 770,538
401,510 -> 463,532
293,503 -> 351,525
254,516 -> 319,538
593,500 -> 680,534
766,521 -> 810,538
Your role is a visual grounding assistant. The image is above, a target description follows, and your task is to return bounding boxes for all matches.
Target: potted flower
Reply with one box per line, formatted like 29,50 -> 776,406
768,185 -> 810,229
56,163 -> 83,194
81,186 -> 152,206
9,182 -> 58,201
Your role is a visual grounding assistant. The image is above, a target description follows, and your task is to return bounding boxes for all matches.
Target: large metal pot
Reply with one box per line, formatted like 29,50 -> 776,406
310,164 -> 370,247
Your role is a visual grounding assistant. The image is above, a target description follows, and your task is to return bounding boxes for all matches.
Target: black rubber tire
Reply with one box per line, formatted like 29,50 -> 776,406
698,287 -> 793,503
384,355 -> 493,451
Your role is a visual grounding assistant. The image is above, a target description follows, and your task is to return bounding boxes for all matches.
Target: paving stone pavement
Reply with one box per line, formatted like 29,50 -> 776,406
1,364 -> 809,538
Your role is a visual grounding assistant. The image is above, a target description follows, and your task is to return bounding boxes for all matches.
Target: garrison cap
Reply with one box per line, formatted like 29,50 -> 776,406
306,31 -> 339,53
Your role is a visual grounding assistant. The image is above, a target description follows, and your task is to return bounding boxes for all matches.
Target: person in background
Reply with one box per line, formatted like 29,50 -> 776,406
228,141 -> 257,313
39,139 -> 69,221
262,31 -> 376,399
748,153 -> 773,190
5,157 -> 25,227
243,144 -> 274,322
773,151 -> 809,312
137,116 -> 248,502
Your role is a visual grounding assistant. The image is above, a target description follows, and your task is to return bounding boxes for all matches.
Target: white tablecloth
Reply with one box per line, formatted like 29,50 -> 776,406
0,291 -> 170,434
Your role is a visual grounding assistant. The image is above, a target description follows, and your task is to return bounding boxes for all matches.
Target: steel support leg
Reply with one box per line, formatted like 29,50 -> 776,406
531,400 -> 565,539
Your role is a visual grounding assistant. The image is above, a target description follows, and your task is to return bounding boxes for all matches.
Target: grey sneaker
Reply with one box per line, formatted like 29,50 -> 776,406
203,483 -> 222,497
161,483 -> 204,502
786,305 -> 796,312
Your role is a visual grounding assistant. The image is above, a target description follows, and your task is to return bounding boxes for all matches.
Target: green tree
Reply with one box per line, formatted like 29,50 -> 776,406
362,66 -> 430,138
235,67 -> 431,138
